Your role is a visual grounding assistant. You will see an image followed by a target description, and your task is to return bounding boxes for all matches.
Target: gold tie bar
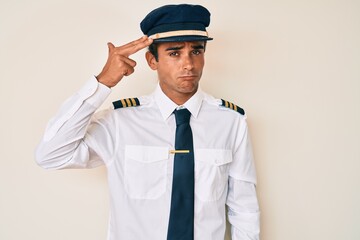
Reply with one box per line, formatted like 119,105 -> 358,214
169,150 -> 190,154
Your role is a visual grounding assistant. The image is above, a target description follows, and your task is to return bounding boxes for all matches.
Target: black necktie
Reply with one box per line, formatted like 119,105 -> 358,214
167,108 -> 194,240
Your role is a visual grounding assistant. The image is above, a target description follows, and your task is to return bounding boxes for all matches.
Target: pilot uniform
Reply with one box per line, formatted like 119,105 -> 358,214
36,4 -> 260,240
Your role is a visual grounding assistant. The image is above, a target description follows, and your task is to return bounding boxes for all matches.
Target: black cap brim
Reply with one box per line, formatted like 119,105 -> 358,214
152,35 -> 213,43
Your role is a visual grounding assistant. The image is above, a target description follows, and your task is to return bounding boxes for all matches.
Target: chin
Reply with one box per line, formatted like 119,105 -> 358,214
179,84 -> 198,94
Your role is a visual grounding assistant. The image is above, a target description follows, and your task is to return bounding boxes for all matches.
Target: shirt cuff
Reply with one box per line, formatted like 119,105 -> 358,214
81,76 -> 112,108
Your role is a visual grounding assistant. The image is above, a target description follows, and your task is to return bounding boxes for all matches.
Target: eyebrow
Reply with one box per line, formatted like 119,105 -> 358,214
165,46 -> 184,51
191,45 -> 205,50
165,44 -> 205,51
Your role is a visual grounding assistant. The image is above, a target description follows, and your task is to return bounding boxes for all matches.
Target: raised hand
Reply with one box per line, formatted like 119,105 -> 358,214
96,36 -> 153,88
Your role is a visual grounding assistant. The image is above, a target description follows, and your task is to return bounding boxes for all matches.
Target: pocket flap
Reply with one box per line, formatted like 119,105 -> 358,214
125,145 -> 169,163
195,149 -> 233,166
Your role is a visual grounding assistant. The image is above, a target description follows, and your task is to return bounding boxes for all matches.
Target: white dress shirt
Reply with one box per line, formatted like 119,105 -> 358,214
36,76 -> 260,240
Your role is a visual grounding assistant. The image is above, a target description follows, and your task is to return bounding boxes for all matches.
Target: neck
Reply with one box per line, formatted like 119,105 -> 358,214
161,89 -> 197,105
170,94 -> 195,105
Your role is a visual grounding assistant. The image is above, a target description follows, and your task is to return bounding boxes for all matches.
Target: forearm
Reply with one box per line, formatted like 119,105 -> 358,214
35,77 -> 111,169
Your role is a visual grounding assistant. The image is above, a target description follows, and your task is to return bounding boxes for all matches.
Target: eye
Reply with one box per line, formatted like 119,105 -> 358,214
169,51 -> 179,57
192,50 -> 203,55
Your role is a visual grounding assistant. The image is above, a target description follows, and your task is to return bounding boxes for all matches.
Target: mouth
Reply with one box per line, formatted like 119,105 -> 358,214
178,75 -> 198,80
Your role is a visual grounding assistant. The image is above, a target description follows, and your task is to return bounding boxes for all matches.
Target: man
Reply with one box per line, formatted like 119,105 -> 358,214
36,4 -> 260,240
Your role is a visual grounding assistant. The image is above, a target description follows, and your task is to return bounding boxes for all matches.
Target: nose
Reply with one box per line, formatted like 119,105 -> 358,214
182,54 -> 194,71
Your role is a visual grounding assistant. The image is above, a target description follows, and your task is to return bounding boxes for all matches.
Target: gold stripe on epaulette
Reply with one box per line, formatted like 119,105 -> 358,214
125,98 -> 131,106
229,102 -> 234,110
131,98 -> 136,106
120,99 -> 126,107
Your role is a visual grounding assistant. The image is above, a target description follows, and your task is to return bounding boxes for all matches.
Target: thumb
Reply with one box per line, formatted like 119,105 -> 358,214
107,42 -> 115,54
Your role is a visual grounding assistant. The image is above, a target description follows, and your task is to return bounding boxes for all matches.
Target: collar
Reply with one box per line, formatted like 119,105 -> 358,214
153,84 -> 205,120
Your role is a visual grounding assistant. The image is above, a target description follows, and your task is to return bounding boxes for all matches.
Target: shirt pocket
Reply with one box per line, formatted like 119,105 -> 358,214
124,145 -> 169,199
195,149 -> 233,202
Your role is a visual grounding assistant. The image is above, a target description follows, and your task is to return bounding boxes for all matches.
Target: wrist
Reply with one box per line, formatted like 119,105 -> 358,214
96,74 -> 114,88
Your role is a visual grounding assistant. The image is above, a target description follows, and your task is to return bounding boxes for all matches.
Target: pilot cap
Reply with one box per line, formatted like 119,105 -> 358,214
140,4 -> 213,42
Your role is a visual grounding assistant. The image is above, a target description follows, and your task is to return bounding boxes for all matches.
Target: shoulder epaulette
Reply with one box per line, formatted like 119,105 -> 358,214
220,99 -> 245,115
113,98 -> 140,109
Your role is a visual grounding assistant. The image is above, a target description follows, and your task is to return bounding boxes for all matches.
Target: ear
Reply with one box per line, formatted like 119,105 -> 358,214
145,51 -> 158,70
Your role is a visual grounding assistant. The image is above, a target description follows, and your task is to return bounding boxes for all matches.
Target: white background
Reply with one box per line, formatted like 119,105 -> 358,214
1,0 -> 359,239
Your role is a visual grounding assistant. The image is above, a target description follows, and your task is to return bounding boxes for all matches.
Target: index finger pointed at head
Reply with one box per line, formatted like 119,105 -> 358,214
122,37 -> 153,57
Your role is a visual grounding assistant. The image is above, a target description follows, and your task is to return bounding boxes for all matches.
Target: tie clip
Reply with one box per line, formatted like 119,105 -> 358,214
169,150 -> 190,154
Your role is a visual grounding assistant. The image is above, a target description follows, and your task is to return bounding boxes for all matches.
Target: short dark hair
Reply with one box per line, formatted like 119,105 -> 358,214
148,43 -> 159,62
